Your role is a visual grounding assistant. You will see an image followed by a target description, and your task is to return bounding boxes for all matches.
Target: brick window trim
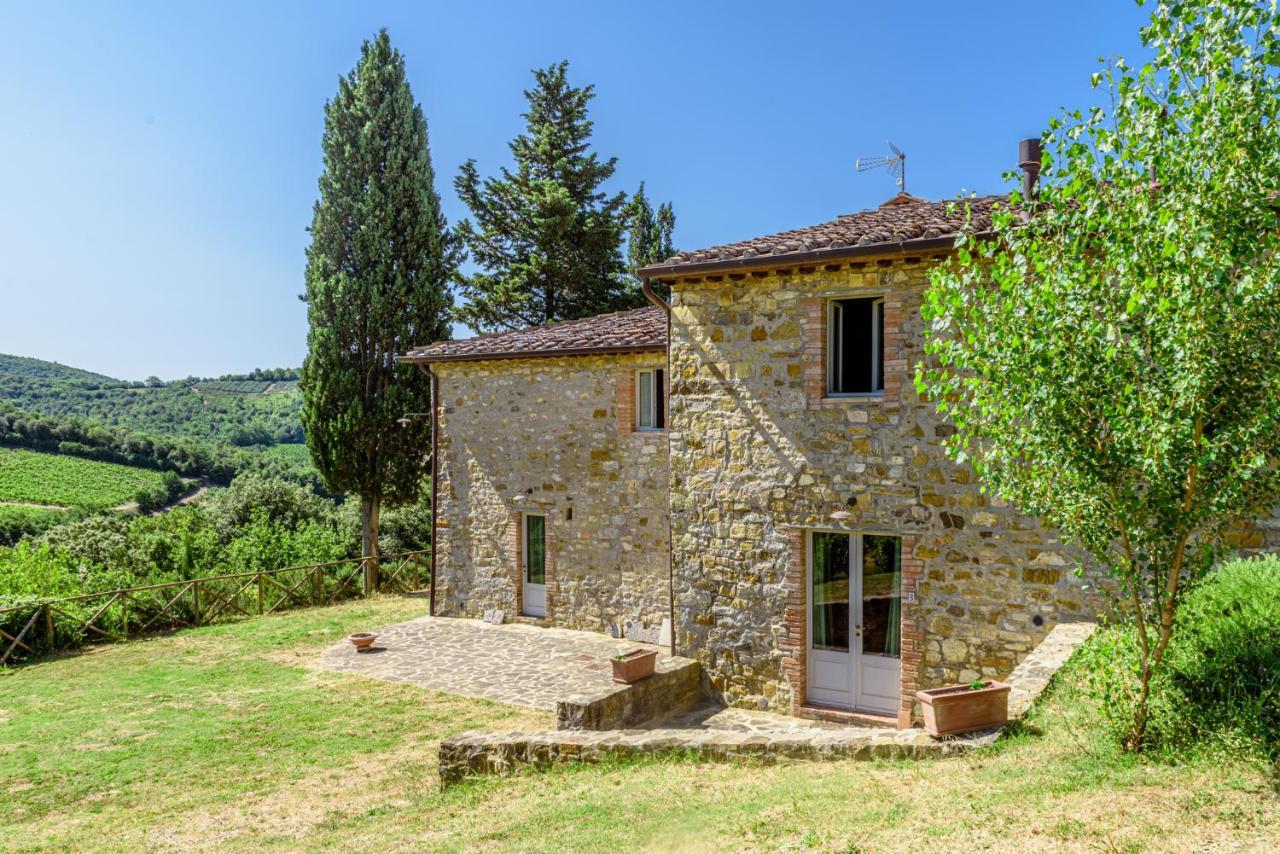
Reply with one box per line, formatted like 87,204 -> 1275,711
616,366 -> 666,436
509,509 -> 556,622
800,294 -> 905,412
616,369 -> 636,434
781,529 -> 922,729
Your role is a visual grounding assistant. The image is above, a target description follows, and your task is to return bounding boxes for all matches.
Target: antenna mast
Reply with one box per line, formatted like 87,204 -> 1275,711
855,141 -> 906,192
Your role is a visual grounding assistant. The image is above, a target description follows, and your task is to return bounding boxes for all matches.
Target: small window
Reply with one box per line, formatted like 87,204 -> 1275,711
827,296 -> 884,395
636,368 -> 665,431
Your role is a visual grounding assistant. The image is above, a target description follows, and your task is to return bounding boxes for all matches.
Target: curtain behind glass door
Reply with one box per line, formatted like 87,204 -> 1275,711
811,532 -> 850,651
861,534 -> 901,656
525,516 -> 545,584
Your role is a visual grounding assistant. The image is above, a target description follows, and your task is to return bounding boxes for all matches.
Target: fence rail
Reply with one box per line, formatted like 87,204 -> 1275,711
0,550 -> 428,665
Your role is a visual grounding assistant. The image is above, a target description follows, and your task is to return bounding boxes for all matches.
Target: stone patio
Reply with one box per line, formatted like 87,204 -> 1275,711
317,613 -> 1094,786
317,615 -> 700,719
435,621 -> 1096,785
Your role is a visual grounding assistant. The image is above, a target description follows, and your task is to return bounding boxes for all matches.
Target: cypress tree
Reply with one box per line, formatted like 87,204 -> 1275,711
625,181 -> 677,277
453,61 -> 639,333
300,30 -> 457,564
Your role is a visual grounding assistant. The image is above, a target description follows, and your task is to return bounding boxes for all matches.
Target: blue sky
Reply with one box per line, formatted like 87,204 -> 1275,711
0,1 -> 1150,380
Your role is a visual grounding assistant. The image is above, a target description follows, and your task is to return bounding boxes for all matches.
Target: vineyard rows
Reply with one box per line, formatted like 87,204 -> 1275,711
0,447 -> 168,509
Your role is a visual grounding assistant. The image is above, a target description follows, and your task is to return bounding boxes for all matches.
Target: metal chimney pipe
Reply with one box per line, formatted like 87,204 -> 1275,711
1018,137 -> 1042,200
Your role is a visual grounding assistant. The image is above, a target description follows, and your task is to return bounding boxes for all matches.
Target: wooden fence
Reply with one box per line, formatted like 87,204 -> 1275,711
0,550 -> 428,665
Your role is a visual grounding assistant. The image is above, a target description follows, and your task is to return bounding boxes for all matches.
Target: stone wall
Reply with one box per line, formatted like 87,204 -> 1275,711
666,258 -> 1106,716
432,353 -> 670,634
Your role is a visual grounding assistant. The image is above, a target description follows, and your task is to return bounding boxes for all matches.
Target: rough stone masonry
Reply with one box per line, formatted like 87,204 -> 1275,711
411,190 -> 1280,728
664,258 -> 1107,719
431,352 -> 670,635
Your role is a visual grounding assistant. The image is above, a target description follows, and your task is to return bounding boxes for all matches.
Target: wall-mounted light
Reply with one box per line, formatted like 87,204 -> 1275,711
829,510 -> 853,522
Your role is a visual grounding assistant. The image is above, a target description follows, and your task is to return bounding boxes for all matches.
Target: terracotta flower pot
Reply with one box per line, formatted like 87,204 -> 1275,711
611,648 -> 658,683
915,680 -> 1010,736
348,632 -> 378,653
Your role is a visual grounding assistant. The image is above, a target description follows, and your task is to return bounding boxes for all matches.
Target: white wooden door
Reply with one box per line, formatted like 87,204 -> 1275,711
854,534 -> 903,714
522,514 -> 546,618
807,531 -> 902,715
807,531 -> 853,706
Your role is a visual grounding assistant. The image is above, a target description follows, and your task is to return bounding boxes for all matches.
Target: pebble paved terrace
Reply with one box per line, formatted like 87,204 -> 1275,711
317,615 -> 693,712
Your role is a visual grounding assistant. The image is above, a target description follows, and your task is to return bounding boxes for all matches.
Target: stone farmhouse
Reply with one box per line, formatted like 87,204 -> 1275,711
401,177 -> 1111,728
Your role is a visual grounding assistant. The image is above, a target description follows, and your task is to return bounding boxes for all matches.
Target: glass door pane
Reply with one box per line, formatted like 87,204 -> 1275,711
526,515 -> 545,584
811,532 -> 850,651
860,534 -> 901,656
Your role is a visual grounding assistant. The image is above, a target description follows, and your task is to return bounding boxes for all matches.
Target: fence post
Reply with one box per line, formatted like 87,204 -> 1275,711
193,582 -> 201,626
121,591 -> 129,641
257,573 -> 264,615
43,604 -> 53,653
362,557 -> 372,597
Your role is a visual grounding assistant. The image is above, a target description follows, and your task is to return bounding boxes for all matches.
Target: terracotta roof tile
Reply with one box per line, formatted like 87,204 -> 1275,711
402,306 -> 666,363
652,193 -> 1004,270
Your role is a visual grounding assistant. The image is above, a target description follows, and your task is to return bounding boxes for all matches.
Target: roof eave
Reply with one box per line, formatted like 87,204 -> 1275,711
397,342 -> 668,366
637,232 -> 993,281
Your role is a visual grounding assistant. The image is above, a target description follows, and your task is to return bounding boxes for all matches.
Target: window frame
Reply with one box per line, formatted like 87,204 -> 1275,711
826,295 -> 885,397
635,367 -> 665,432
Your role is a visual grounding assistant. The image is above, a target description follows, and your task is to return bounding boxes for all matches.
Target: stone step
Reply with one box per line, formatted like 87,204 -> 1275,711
555,654 -> 702,730
438,726 -> 994,786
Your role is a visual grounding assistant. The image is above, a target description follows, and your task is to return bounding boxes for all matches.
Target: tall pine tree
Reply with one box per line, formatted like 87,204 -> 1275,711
625,181 -> 676,277
300,30 -> 457,564
453,61 -> 639,332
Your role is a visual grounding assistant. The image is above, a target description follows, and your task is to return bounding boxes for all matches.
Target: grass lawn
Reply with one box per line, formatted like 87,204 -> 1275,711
1,598 -> 1276,852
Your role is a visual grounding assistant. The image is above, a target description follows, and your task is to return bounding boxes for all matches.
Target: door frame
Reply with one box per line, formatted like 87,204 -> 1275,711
520,512 -> 547,618
804,528 -> 903,716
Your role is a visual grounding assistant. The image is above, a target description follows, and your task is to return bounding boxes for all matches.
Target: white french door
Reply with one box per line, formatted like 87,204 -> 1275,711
807,531 -> 902,715
522,514 -> 546,617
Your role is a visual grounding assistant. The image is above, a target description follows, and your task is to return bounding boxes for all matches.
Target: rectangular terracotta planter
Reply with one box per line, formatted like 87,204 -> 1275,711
611,648 -> 658,684
916,680 -> 1010,736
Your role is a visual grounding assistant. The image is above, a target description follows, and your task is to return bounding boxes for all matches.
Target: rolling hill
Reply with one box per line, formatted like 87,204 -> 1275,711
0,353 -> 119,386
0,354 -> 305,446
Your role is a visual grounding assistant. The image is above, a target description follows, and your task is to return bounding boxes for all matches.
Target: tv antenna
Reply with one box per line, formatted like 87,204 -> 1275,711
856,141 -> 906,192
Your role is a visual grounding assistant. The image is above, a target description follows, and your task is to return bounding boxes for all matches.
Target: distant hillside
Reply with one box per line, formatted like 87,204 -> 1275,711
0,354 -> 305,446
0,354 -> 120,386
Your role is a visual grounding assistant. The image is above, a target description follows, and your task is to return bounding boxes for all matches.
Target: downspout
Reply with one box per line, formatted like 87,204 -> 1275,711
415,363 -> 440,617
642,278 -> 676,657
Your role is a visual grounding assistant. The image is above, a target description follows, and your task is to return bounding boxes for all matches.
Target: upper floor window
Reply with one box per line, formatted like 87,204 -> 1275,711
827,296 -> 884,395
636,368 -> 665,431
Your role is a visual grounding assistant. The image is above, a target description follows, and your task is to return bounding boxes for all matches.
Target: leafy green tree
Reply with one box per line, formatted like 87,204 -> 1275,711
301,30 -> 456,563
625,181 -> 676,278
917,0 -> 1280,751
453,61 -> 638,332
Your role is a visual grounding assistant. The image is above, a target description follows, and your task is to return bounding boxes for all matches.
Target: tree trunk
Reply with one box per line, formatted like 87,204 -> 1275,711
1127,545 -> 1187,752
361,495 -> 381,592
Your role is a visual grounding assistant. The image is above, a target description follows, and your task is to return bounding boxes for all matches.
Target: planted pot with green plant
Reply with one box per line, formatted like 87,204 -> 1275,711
611,648 -> 658,684
915,679 -> 1010,737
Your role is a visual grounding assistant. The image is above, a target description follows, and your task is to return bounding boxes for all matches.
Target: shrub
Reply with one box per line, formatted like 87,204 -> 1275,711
222,510 -> 349,574
1157,555 -> 1280,758
205,474 -> 339,543
0,505 -> 79,547
1078,555 -> 1280,759
0,543 -> 82,600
